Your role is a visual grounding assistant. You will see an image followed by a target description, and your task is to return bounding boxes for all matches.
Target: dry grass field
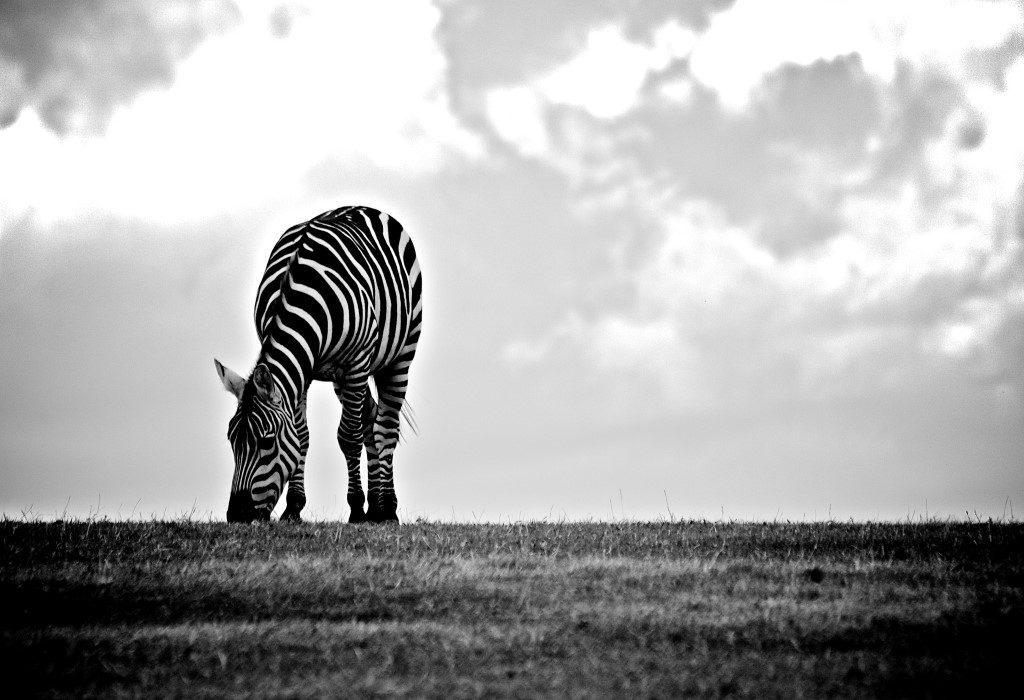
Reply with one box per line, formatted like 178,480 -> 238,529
2,519 -> 1022,697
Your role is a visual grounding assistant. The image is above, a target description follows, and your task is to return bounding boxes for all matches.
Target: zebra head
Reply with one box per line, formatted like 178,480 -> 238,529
214,359 -> 300,523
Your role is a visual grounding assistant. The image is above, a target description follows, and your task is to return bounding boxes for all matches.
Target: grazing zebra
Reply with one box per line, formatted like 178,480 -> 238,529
214,205 -> 422,524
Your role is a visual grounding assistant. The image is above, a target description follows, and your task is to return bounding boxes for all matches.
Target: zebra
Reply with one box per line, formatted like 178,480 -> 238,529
214,205 -> 422,524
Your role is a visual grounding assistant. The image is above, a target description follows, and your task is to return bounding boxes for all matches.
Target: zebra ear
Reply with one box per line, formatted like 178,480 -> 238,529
252,363 -> 281,404
214,359 -> 246,401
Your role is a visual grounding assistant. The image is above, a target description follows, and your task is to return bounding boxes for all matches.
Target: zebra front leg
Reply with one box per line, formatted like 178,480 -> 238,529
281,466 -> 306,522
281,392 -> 309,522
335,380 -> 369,523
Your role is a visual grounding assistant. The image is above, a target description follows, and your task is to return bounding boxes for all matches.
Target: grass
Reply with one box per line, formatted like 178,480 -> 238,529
2,519 -> 1022,697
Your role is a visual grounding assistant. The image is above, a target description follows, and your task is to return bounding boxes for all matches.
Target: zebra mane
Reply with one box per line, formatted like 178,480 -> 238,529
261,241 -> 305,336
235,375 -> 266,416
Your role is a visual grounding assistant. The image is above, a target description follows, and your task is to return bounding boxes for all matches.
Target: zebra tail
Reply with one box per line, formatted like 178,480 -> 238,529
399,400 -> 420,441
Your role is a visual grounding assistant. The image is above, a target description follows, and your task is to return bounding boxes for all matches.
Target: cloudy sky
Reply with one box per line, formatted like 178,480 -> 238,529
1,0 -> 1022,521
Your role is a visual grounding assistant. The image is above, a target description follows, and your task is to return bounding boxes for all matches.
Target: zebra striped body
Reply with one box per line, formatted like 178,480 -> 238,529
215,206 -> 422,523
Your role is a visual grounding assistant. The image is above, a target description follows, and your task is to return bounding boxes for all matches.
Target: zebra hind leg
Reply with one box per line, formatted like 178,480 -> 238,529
361,390 -> 382,521
366,368 -> 408,524
335,380 -> 369,523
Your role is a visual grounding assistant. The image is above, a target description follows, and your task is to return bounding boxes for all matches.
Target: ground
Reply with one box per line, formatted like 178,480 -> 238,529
1,520 -> 1022,697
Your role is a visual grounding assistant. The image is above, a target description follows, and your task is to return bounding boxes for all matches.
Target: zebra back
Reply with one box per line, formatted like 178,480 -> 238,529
252,206 -> 423,404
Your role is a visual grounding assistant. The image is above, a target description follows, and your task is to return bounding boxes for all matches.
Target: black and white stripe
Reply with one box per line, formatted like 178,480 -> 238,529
215,206 -> 422,523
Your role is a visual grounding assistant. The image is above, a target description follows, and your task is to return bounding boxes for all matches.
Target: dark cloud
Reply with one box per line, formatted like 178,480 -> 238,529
853,269 -> 987,329
1015,181 -> 1024,241
268,3 -> 308,39
757,55 -> 880,151
963,30 -> 1024,90
617,49 -> 1018,257
0,0 -> 239,135
438,0 -> 733,125
957,112 -> 986,150
869,62 -> 963,183
447,4 -> 995,259
603,55 -> 877,257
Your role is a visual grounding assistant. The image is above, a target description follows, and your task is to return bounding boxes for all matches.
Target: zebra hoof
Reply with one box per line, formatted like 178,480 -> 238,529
367,512 -> 400,525
348,509 -> 366,524
280,510 -> 302,523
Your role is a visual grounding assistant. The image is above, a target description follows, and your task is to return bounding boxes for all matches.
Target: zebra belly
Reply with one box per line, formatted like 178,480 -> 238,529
309,326 -> 411,384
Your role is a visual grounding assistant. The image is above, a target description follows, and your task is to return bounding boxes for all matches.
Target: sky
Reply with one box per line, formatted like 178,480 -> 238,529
1,0 -> 1022,522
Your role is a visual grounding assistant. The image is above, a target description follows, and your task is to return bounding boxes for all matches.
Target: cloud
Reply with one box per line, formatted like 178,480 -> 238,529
505,149 -> 1024,407
267,3 -> 307,39
0,0 -> 240,134
474,5 -> 1024,421
482,20 -> 695,162
0,1 -> 484,227
484,86 -> 550,159
439,0 -> 722,87
689,0 -> 1024,111
478,1 -> 1023,200
536,22 -> 695,120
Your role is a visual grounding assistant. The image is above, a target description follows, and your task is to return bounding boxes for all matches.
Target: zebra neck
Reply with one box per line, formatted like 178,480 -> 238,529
257,338 -> 310,409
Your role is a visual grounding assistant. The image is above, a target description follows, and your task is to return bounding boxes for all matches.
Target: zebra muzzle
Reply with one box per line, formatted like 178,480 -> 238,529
226,492 -> 269,523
